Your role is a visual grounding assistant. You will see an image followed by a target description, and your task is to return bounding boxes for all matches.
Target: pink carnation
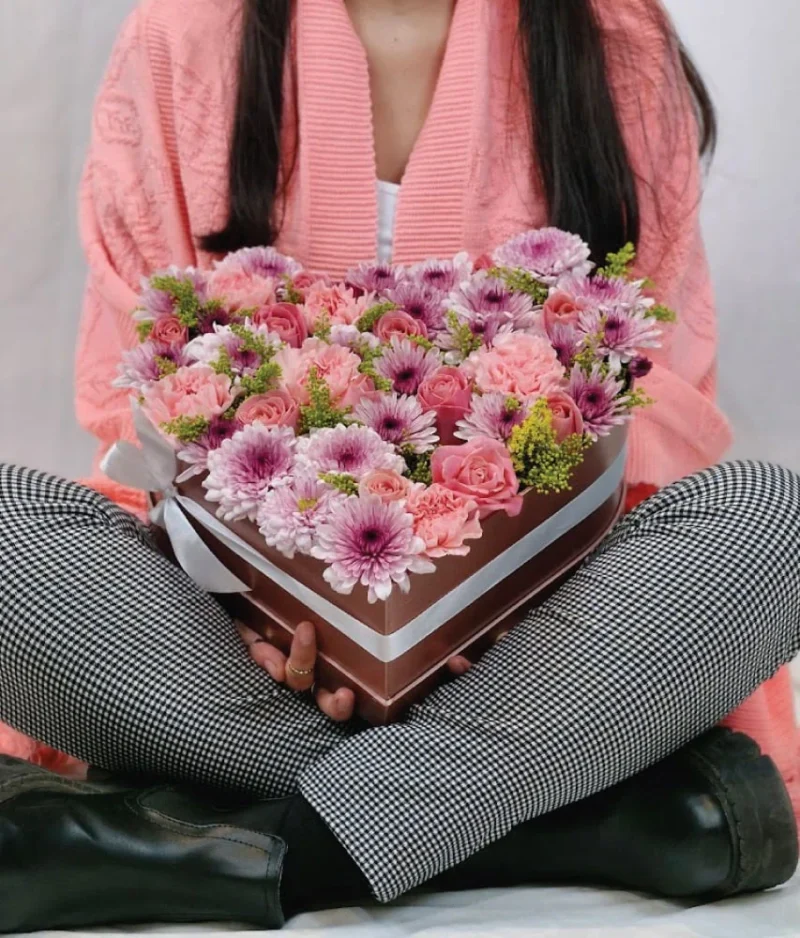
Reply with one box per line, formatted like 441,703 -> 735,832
302,283 -> 372,330
432,437 -> 523,519
236,390 -> 299,430
207,268 -> 280,313
462,333 -> 564,400
141,365 -> 236,428
406,484 -> 483,558
274,338 -> 363,406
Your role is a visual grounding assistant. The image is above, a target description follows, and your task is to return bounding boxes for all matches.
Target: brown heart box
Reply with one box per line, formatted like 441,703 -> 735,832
173,426 -> 627,724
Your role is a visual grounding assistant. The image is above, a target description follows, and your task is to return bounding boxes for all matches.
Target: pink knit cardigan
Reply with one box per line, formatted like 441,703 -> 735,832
5,0 -> 797,810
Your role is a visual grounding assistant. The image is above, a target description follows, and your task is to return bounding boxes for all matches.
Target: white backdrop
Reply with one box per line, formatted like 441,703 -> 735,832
1,0 -> 798,478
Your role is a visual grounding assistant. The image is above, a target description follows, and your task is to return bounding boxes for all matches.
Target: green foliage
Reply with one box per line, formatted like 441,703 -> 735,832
240,361 -> 282,397
597,242 -> 637,280
357,347 -> 393,392
148,274 -> 201,328
281,276 -> 304,305
136,319 -> 154,342
229,323 -> 276,359
622,386 -> 654,411
212,347 -> 234,378
154,356 -> 178,377
297,368 -> 351,433
445,310 -> 482,359
489,266 -> 549,305
161,415 -> 210,444
355,301 -> 397,333
648,303 -> 677,323
311,313 -> 332,341
407,334 -> 435,351
572,334 -> 606,376
318,473 -> 359,496
507,398 -> 589,494
402,448 -> 433,485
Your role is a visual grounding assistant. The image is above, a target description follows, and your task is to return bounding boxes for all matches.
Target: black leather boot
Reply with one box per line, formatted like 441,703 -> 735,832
0,759 -> 290,933
432,728 -> 799,899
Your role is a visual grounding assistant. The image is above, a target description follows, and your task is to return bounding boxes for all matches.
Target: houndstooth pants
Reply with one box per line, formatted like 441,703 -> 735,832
0,461 -> 799,902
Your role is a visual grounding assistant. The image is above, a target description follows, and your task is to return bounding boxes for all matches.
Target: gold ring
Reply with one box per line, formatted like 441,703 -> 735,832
286,663 -> 315,677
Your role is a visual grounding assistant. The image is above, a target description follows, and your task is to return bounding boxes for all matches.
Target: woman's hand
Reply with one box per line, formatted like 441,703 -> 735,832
237,621 -> 474,722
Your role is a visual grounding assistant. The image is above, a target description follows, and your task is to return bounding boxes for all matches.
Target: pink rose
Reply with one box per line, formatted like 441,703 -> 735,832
431,437 -> 523,519
462,333 -> 564,400
274,337 -> 362,406
302,283 -> 372,329
252,303 -> 308,348
373,311 -> 428,343
207,268 -> 279,312
473,253 -> 494,272
546,391 -> 585,443
417,366 -> 472,445
543,290 -> 584,336
236,390 -> 299,430
291,272 -> 324,300
141,365 -> 236,427
358,469 -> 412,504
150,316 -> 188,346
406,483 -> 483,558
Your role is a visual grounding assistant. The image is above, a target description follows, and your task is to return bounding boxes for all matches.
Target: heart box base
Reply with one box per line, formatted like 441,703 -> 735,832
175,427 -> 627,725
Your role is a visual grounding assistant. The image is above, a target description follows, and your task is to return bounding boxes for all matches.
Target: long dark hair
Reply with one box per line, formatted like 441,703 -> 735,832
203,0 -> 716,263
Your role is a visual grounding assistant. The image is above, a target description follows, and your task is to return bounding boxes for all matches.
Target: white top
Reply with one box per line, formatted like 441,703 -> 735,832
377,180 -> 400,263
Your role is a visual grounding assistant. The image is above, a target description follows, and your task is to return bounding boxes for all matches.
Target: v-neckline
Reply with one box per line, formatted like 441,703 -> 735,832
295,0 -> 485,273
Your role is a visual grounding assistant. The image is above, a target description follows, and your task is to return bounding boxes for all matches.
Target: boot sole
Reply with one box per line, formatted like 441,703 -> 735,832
684,729 -> 799,897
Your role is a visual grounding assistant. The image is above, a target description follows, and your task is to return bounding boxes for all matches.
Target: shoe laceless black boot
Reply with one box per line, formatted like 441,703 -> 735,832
0,763 -> 290,933
431,728 -> 799,899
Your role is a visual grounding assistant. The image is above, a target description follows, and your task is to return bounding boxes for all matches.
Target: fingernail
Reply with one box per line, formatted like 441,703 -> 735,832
297,622 -> 314,646
266,664 -> 280,681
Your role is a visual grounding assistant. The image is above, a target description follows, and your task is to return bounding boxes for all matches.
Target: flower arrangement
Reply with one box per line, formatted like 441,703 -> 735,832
118,229 -> 671,603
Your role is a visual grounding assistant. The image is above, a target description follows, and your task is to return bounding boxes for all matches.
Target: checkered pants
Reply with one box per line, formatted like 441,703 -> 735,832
0,461 -> 798,902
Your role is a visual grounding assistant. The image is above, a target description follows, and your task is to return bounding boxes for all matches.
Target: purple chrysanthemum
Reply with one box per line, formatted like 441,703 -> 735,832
567,365 -> 628,439
196,305 -> 234,335
215,246 -> 302,279
556,273 -> 644,312
577,307 -> 661,372
548,322 -> 582,369
257,473 -> 344,559
449,273 -> 536,331
203,425 -> 296,521
375,336 -> 442,395
629,355 -> 654,379
346,262 -> 401,296
296,425 -> 406,479
184,322 -> 282,376
405,252 -> 473,294
137,266 -> 209,321
311,495 -> 435,603
387,281 -> 447,332
493,228 -> 593,285
455,393 -> 531,443
114,341 -> 190,391
176,416 -> 237,481
329,324 -> 381,352
353,393 -> 439,454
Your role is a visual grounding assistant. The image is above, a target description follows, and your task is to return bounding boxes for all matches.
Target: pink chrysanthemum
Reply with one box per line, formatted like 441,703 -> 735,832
176,416 -> 237,480
449,273 -> 536,331
114,341 -> 190,391
257,473 -> 344,559
137,266 -> 209,322
567,365 -> 628,439
346,262 -> 401,296
296,425 -> 406,479
353,393 -> 439,454
406,252 -> 473,293
311,495 -> 435,602
185,322 -> 282,376
203,425 -> 296,521
577,307 -> 661,372
556,273 -> 645,311
548,322 -> 583,369
387,281 -> 447,332
455,393 -> 531,442
493,228 -> 593,285
215,246 -> 302,279
375,336 -> 442,395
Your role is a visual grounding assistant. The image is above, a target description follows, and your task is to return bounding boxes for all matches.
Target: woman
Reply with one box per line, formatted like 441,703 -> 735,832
1,0 -> 799,930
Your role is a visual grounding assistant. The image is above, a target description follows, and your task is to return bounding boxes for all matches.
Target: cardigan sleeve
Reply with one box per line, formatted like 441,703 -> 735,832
75,6 -> 196,515
605,2 -> 734,487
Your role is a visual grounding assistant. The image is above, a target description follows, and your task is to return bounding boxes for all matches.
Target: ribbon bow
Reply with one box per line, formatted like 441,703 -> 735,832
101,407 -> 249,594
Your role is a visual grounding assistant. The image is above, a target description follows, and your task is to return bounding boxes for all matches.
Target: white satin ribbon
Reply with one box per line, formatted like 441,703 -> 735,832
101,408 -> 249,594
102,407 -> 625,660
